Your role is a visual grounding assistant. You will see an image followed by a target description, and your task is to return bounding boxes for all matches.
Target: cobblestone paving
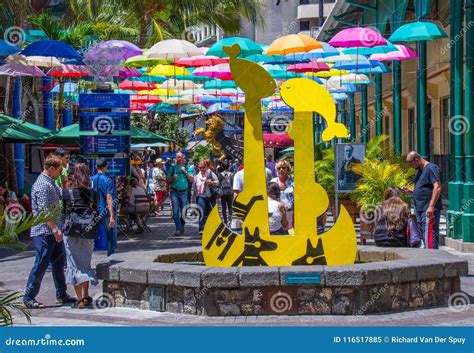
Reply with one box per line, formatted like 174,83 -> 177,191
2,203 -> 473,326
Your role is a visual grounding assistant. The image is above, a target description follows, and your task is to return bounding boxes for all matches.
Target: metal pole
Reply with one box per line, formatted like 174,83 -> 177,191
43,76 -> 54,129
416,40 -> 428,157
349,92 -> 356,140
13,77 -> 24,192
392,60 -> 402,155
374,74 -> 383,136
361,85 -> 368,143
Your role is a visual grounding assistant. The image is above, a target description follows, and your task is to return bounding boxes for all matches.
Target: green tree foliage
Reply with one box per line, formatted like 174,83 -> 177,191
191,143 -> 212,162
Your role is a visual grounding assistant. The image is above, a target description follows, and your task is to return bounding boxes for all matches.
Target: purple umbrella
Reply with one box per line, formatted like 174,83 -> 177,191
98,65 -> 141,78
0,63 -> 45,76
84,40 -> 143,66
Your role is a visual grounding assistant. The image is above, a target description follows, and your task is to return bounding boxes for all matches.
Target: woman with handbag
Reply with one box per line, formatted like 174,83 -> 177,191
63,163 -> 99,309
194,161 -> 219,236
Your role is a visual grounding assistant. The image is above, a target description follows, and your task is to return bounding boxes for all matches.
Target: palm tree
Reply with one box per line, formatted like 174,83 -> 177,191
0,208 -> 60,326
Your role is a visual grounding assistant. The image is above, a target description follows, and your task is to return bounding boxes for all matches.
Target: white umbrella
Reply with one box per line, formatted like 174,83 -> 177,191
145,39 -> 202,59
159,79 -> 200,90
317,54 -> 352,63
5,54 -> 62,67
328,74 -> 371,85
163,96 -> 193,104
180,88 -> 209,96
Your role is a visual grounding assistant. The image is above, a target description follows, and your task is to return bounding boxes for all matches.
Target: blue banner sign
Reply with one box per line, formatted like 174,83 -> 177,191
85,157 -> 130,176
79,94 -> 130,109
80,135 -> 130,154
79,112 -> 130,132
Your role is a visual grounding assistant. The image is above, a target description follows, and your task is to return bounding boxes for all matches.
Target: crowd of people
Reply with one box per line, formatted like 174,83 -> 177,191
11,145 -> 442,310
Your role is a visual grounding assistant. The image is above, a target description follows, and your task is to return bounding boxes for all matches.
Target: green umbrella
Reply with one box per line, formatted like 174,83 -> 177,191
388,21 -> 448,42
0,114 -> 51,142
281,146 -> 294,153
342,42 -> 398,55
207,37 -> 262,58
42,123 -> 173,145
123,55 -> 170,67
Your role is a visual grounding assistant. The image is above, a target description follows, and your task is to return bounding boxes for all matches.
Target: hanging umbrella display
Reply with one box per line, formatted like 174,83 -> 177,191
148,102 -> 178,114
263,133 -> 293,147
332,59 -> 372,70
266,34 -> 322,55
119,79 -> 156,91
147,64 -> 190,76
180,88 -> 209,96
206,103 -> 230,114
130,75 -> 167,83
138,88 -> 177,96
123,54 -> 169,67
5,54 -> 62,67
175,55 -> 228,67
204,79 -> 236,89
328,74 -> 371,85
0,40 -> 20,56
162,96 -> 193,105
130,94 -> 163,103
268,100 -> 292,112
159,79 -> 199,90
329,27 -> 387,48
193,63 -> 232,80
51,82 -> 77,94
21,40 -> 81,59
84,40 -> 142,65
145,39 -> 201,59
369,44 -> 417,61
0,63 -> 45,76
388,21 -> 447,42
207,37 -> 262,58
181,104 -> 206,113
198,95 -> 235,104
98,65 -> 141,78
317,53 -> 353,63
47,64 -> 91,77
245,54 -> 284,63
342,41 -> 398,55
313,68 -> 348,77
287,61 -> 330,73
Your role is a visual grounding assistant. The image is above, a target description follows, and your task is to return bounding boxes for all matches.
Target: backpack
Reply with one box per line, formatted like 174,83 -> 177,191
63,189 -> 100,239
219,172 -> 233,196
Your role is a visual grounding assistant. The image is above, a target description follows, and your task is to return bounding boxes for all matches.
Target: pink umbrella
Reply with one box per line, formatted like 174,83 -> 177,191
329,27 -> 387,48
174,55 -> 228,67
193,63 -> 232,80
99,65 -> 141,78
120,79 -> 156,91
47,65 -> 91,77
130,94 -> 162,103
0,63 -> 45,76
369,44 -> 417,61
287,61 -> 330,73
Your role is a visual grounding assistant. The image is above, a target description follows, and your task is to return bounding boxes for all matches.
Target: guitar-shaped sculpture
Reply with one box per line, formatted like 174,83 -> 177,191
202,44 -> 357,267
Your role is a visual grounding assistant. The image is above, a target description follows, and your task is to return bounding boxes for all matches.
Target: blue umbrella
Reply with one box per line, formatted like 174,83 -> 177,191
51,82 -> 77,93
333,60 -> 373,70
21,40 -> 81,59
265,56 -> 310,65
201,96 -> 235,104
0,40 -> 21,56
148,102 -> 178,114
206,103 -> 230,114
331,93 -> 348,101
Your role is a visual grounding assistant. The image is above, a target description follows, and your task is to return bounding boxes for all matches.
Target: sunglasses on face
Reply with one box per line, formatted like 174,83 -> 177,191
277,167 -> 288,171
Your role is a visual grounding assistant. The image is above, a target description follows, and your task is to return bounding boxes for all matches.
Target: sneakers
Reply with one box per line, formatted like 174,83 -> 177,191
56,294 -> 77,305
199,230 -> 203,236
174,229 -> 185,236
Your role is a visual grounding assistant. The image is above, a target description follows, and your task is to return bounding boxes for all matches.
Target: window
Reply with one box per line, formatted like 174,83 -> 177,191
384,114 -> 390,137
300,20 -> 310,31
408,108 -> 416,151
300,0 -> 309,4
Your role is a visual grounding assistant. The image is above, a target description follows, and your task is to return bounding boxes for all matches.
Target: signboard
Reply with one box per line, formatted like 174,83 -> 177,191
80,135 -> 130,154
85,157 -> 130,177
79,93 -> 130,109
79,112 -> 131,132
335,143 -> 366,193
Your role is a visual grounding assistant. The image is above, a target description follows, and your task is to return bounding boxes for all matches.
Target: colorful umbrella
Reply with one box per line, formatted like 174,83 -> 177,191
0,40 -> 20,56
138,88 -> 177,96
206,103 -> 230,114
266,34 -> 322,55
263,133 -> 293,147
388,21 -> 447,42
159,79 -> 199,90
130,94 -> 163,103
119,79 -> 157,91
193,63 -> 232,80
175,55 -> 228,67
199,95 -> 235,104
0,63 -> 45,76
207,37 -> 262,58
47,65 -> 91,77
342,41 -> 398,55
245,54 -> 284,63
145,39 -> 201,59
148,102 -> 178,113
51,82 -> 77,94
328,74 -> 371,85
5,54 -> 62,67
98,65 -> 141,78
162,96 -> 193,105
369,44 -> 417,61
147,64 -> 190,76
329,27 -> 387,48
21,40 -> 81,59
123,55 -> 169,67
181,104 -> 206,113
204,79 -> 236,89
84,40 -> 142,65
130,75 -> 167,83
287,61 -> 330,73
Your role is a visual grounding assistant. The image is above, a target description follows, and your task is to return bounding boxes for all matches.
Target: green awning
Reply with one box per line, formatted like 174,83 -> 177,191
41,123 -> 173,145
0,114 -> 52,142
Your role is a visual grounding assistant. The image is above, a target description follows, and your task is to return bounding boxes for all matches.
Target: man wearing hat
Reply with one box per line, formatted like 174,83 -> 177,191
153,158 -> 168,215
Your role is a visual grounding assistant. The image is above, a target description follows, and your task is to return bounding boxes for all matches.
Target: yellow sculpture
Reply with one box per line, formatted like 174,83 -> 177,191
194,115 -> 226,158
201,44 -> 357,267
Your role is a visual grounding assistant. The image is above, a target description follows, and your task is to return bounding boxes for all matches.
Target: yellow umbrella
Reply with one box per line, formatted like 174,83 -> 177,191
266,34 -> 323,55
147,64 -> 190,76
138,88 -> 177,96
312,69 -> 348,78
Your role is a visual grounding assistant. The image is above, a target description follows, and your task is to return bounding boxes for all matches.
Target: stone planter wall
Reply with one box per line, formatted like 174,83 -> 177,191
97,246 -> 468,316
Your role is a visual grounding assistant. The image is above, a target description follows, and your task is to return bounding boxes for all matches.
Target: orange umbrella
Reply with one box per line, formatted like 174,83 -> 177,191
266,34 -> 323,55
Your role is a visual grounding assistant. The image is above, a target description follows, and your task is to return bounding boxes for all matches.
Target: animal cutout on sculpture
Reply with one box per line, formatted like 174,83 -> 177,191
201,44 -> 357,267
194,115 -> 226,158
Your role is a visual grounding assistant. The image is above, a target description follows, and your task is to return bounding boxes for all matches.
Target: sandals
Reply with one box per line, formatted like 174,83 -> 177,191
22,299 -> 46,309
71,297 -> 93,309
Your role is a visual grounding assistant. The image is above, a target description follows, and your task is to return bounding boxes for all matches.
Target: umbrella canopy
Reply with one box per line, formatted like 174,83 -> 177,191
245,54 -> 284,63
21,40 -> 81,59
313,68 -> 348,77
42,123 -> 172,144
138,88 -> 177,96
47,64 -> 91,77
98,65 -> 141,78
5,54 -> 62,67
131,94 -> 163,103
51,82 -> 77,94
145,39 -> 201,59
263,133 -> 293,147
148,102 -> 178,113
317,54 -> 353,63
369,44 -> 417,61
84,40 -> 142,65
123,54 -> 169,67
207,37 -> 262,58
389,21 -> 448,42
132,142 -> 169,149
162,96 -> 193,105
130,75 -> 167,83
329,27 -> 387,48
147,64 -> 190,76
193,63 -> 232,80
175,55 -> 228,67
0,114 -> 51,142
204,79 -> 236,89
328,74 -> 371,85
119,79 -> 156,91
0,63 -> 45,76
198,95 -> 235,104
159,79 -> 199,90
332,59 -> 372,70
206,103 -> 230,114
287,61 -> 330,73
341,41 -> 398,55
181,103 -> 206,113
0,40 -> 20,56
266,34 -> 322,55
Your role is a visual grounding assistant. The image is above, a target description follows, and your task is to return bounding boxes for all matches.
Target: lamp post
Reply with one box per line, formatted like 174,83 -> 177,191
392,60 -> 402,155
13,77 -> 24,191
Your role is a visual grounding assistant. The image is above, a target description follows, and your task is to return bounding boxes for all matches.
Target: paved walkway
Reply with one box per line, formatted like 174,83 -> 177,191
2,203 -> 473,326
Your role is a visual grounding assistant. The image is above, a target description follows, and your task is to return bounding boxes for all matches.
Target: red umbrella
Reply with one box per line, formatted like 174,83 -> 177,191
287,61 -> 330,73
174,55 -> 228,67
119,79 -> 156,90
130,94 -> 162,103
47,64 -> 91,77
263,133 -> 293,148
